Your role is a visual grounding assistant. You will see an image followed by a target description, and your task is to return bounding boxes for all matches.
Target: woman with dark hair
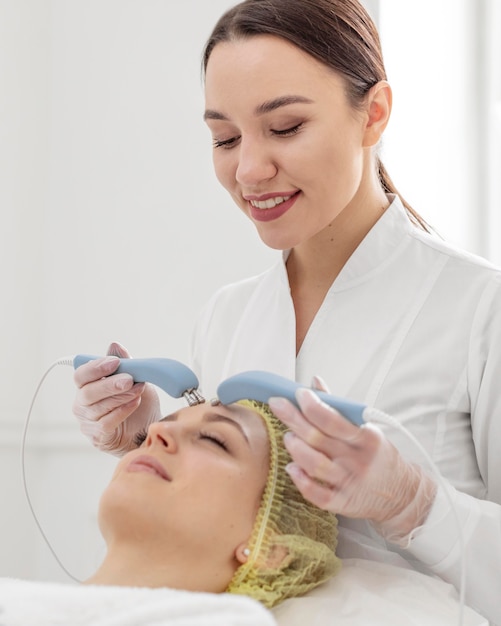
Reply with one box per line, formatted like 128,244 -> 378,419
73,2 -> 501,623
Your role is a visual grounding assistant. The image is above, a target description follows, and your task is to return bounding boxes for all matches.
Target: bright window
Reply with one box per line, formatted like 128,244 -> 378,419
365,0 -> 500,263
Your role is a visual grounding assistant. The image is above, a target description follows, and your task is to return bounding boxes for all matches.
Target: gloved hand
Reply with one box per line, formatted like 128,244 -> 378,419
269,386 -> 437,546
73,342 -> 161,456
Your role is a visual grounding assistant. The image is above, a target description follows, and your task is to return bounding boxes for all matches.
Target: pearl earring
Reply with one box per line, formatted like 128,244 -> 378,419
243,548 -> 250,557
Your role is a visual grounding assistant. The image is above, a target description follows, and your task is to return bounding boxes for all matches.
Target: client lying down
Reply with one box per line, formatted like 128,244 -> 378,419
0,400 -> 340,625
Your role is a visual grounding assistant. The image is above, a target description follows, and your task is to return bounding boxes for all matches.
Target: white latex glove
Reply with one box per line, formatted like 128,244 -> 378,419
269,386 -> 437,545
73,342 -> 161,456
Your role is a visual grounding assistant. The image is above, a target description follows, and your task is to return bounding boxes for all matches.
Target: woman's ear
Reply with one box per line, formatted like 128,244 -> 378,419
362,80 -> 392,147
235,543 -> 251,565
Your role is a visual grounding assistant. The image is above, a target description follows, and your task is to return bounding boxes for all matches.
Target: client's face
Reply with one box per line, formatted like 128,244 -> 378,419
98,402 -> 269,588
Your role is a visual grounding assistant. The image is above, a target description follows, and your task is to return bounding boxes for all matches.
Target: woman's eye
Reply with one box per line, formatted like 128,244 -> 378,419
212,123 -> 302,148
272,122 -> 303,137
198,430 -> 228,451
133,429 -> 148,448
213,135 -> 240,149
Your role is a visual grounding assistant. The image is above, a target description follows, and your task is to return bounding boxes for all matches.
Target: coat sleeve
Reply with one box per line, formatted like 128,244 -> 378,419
406,273 -> 501,626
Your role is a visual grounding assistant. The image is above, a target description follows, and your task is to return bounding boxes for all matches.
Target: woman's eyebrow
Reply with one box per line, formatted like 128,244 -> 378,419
203,94 -> 313,121
203,109 -> 228,121
254,94 -> 313,115
204,412 -> 250,444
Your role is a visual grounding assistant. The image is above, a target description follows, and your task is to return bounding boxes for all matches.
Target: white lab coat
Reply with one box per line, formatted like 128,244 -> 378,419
192,196 -> 501,625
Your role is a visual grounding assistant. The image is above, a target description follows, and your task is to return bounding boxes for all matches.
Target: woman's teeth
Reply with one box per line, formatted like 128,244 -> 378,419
249,194 -> 293,209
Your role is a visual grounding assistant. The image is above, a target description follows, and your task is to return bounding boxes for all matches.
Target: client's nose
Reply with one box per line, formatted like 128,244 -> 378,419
145,421 -> 177,453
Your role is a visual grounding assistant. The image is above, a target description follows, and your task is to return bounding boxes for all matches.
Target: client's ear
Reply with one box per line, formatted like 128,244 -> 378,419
263,543 -> 290,569
235,543 -> 251,564
234,541 -> 290,568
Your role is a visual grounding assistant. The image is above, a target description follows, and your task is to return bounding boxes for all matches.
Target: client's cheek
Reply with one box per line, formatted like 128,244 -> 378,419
109,454 -> 132,481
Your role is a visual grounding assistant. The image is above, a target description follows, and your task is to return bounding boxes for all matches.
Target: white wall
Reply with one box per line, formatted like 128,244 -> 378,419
0,0 -> 277,582
0,0 -> 498,582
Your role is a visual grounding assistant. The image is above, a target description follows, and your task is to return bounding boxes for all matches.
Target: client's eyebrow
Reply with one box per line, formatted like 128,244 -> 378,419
203,94 -> 313,121
204,412 -> 250,444
160,411 -> 249,444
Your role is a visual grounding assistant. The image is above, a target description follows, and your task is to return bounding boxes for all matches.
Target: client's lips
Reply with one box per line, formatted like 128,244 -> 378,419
127,455 -> 171,481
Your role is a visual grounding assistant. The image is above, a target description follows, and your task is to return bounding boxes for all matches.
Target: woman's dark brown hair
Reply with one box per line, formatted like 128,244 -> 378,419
202,0 -> 429,231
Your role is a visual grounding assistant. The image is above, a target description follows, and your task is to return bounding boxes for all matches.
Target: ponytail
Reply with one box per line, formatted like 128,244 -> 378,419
377,157 -> 430,232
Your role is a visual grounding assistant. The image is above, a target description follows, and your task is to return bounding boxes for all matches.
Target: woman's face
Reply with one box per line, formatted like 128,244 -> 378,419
204,35 -> 372,251
98,402 -> 269,583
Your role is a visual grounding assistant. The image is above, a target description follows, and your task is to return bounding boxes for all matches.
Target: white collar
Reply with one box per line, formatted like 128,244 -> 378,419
279,195 -> 415,290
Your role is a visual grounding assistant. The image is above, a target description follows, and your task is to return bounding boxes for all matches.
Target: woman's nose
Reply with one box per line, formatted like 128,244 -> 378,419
145,421 -> 178,453
235,137 -> 277,187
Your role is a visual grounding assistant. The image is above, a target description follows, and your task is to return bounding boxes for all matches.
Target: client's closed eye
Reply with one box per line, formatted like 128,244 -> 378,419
198,430 -> 228,451
133,429 -> 148,448
132,428 -> 229,451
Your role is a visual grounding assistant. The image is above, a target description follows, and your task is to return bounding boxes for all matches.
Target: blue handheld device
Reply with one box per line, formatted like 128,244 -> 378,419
73,356 -> 366,423
73,354 -> 204,405
217,370 -> 366,426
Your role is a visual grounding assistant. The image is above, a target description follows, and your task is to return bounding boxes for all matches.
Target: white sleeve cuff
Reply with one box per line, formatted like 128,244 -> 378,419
405,481 -> 473,572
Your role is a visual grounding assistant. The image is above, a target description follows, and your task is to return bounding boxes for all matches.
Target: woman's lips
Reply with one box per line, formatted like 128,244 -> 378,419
126,455 -> 171,481
246,191 -> 300,223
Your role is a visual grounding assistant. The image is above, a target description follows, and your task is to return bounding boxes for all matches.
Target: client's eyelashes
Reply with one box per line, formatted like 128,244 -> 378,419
198,430 -> 228,451
132,428 -> 228,451
133,429 -> 148,448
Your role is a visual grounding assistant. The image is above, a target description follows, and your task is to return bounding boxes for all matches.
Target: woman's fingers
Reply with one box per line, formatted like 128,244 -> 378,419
284,462 -> 340,510
87,396 -> 143,435
283,431 -> 348,483
74,340 -> 132,390
73,355 -> 121,388
73,353 -> 145,422
296,387 -> 362,440
78,394 -> 142,439
269,384 -> 436,531
310,374 -> 330,393
72,342 -> 161,455
269,388 -> 363,457
270,386 -> 405,519
107,341 -> 131,359
73,381 -> 145,422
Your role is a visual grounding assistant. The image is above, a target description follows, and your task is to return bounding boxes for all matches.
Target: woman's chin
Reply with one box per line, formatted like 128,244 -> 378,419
253,225 -> 304,251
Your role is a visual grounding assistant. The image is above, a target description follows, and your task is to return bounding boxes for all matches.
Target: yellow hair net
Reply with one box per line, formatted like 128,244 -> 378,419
226,400 -> 341,608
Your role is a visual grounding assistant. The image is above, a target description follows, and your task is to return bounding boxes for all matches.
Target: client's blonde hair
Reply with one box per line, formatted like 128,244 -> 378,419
226,400 -> 341,608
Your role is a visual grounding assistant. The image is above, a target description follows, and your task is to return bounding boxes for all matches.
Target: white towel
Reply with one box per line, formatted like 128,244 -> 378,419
0,579 -> 277,626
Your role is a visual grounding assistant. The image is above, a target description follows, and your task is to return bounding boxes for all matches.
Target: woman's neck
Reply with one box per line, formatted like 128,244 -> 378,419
288,188 -> 389,284
287,188 -> 389,353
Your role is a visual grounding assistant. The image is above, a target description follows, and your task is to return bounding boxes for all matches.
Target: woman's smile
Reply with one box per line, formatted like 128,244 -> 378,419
247,191 -> 301,222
